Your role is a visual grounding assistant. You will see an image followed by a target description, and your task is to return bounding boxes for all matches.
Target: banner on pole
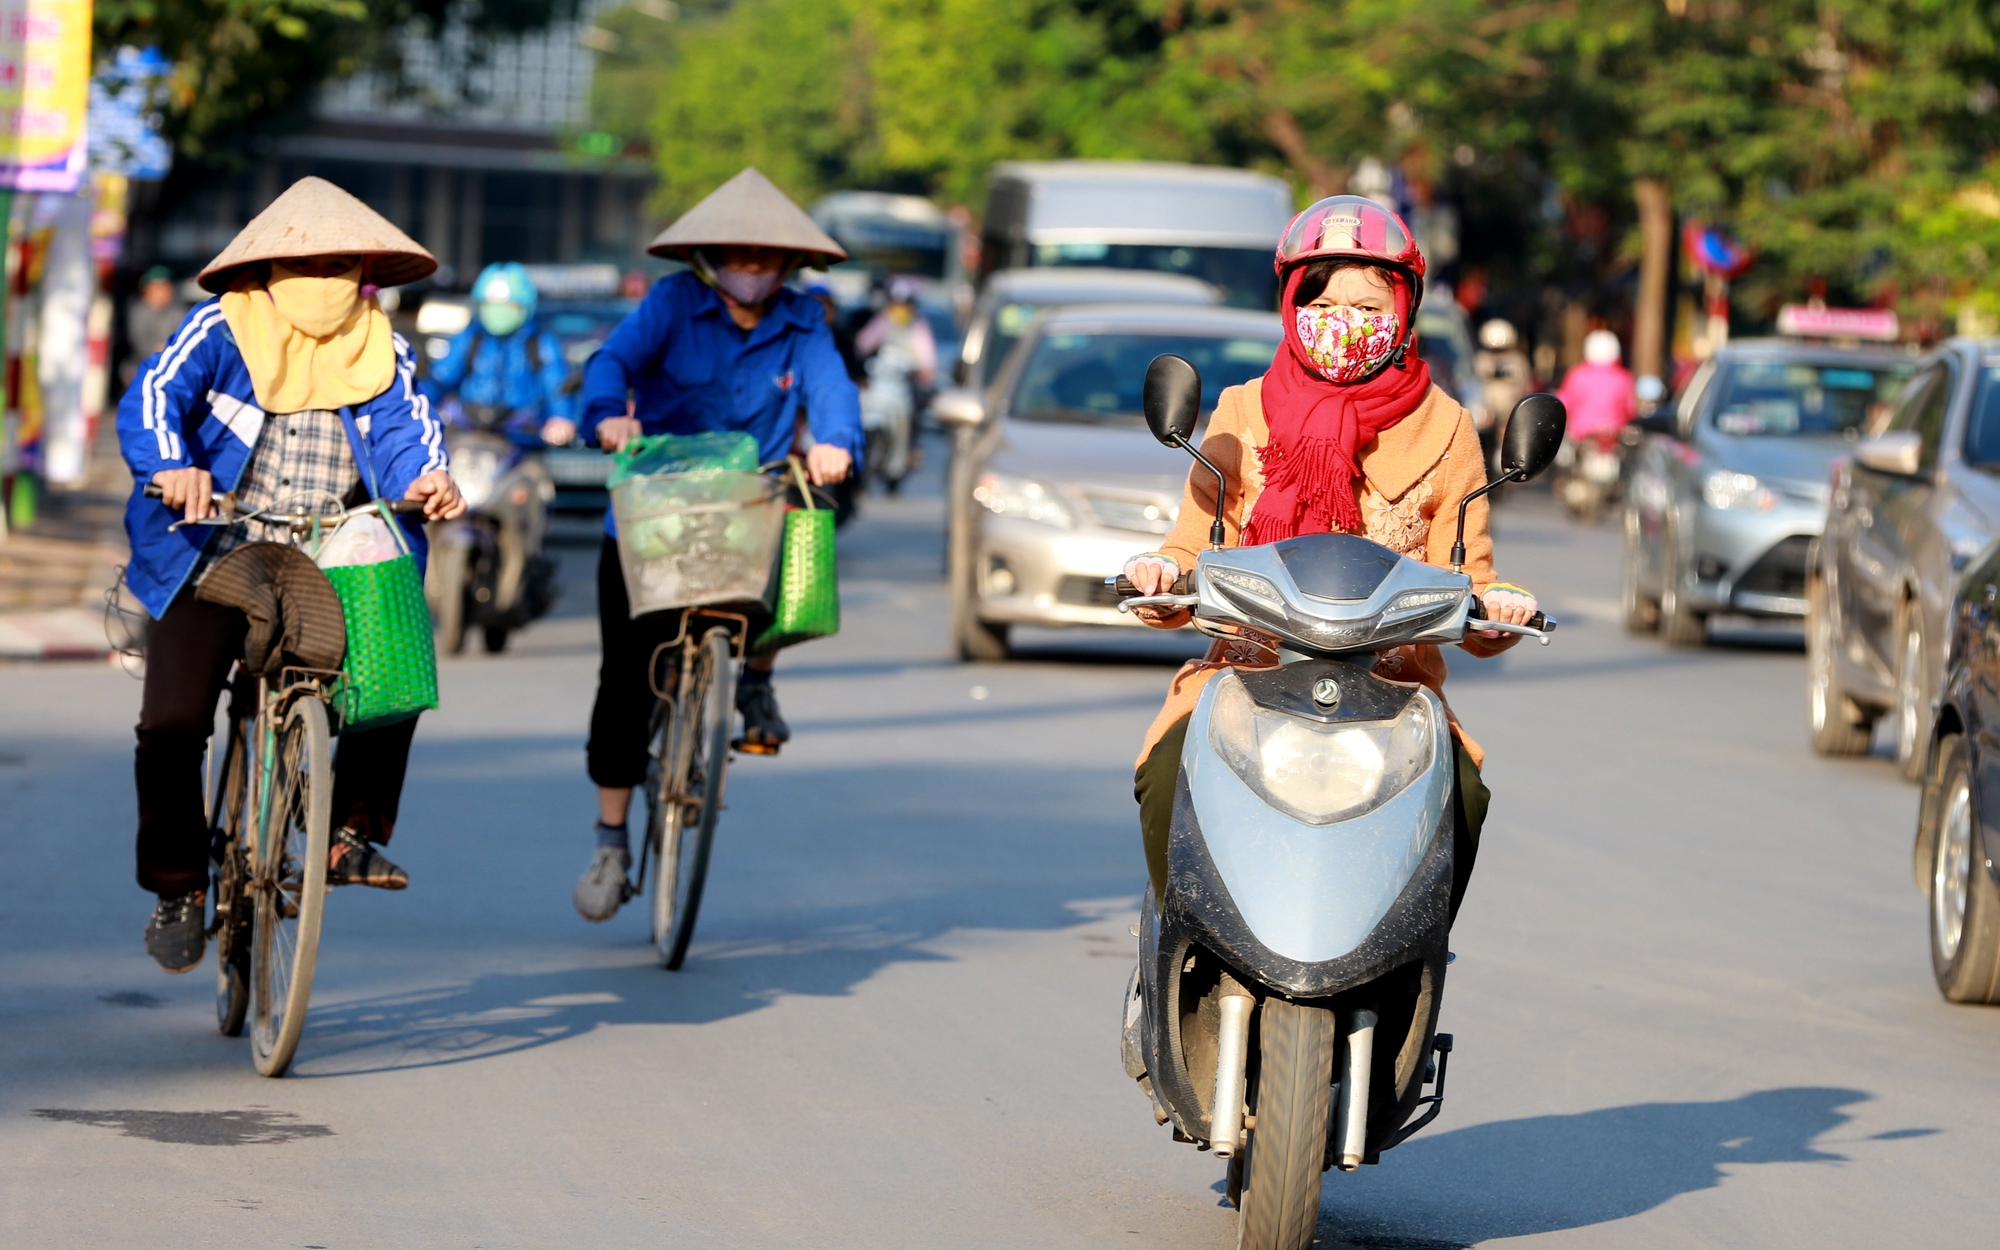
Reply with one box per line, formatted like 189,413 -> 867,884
0,0 -> 92,193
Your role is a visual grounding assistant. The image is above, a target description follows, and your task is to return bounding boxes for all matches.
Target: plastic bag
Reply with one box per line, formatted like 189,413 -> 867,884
316,514 -> 406,569
607,431 -> 760,489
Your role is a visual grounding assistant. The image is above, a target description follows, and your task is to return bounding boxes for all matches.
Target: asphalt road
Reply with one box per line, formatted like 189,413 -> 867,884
6,460 -> 2000,1249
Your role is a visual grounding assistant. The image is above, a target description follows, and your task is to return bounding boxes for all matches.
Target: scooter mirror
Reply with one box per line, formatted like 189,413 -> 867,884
1503,393 -> 1567,482
1143,354 -> 1203,448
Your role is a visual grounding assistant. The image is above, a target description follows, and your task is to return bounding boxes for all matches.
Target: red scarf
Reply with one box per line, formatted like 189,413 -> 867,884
1238,267 -> 1431,544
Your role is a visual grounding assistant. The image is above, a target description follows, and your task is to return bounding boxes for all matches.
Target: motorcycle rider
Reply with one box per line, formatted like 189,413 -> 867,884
424,261 -> 578,444
854,277 -> 937,493
1473,317 -> 1532,477
117,177 -> 465,972
1122,195 -> 1537,915
1555,328 -> 1637,444
571,167 -> 862,922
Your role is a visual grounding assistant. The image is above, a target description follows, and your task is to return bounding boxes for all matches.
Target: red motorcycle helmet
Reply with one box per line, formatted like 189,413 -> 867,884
1275,194 -> 1427,319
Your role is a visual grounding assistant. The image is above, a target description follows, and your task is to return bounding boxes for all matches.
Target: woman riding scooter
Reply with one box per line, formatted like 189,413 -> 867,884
421,262 -> 571,651
1122,195 -> 1539,917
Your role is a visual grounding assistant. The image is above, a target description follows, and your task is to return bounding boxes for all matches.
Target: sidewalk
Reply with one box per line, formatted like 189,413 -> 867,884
0,424 -> 130,661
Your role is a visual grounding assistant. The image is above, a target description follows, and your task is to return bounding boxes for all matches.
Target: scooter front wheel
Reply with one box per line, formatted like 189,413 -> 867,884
1235,998 -> 1336,1250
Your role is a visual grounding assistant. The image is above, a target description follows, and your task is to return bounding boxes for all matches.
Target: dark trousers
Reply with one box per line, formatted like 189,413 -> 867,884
1134,712 -> 1491,923
135,588 -> 419,895
586,538 -> 687,789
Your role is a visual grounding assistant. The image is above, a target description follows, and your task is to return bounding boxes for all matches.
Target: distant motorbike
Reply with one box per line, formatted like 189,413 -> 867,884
1115,358 -> 1566,1250
427,404 -> 559,654
1553,430 -> 1627,523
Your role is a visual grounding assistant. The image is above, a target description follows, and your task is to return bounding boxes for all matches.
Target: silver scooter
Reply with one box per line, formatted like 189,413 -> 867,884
1115,357 -> 1566,1250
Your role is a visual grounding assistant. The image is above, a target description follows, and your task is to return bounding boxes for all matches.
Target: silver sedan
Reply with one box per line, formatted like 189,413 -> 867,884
936,303 -> 1282,659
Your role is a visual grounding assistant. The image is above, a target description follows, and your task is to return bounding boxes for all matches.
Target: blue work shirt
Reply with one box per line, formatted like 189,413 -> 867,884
424,319 -> 577,426
580,273 -> 863,531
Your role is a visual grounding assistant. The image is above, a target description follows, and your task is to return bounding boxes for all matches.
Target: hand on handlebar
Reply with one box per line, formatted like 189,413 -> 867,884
404,469 -> 467,521
152,468 -> 215,525
1122,554 -> 1181,597
1476,585 -> 1539,639
804,443 -> 852,487
596,416 -> 643,452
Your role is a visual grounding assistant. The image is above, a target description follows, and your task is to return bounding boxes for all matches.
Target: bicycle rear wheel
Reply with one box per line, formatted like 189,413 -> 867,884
209,701 -> 254,1037
251,697 -> 331,1077
655,627 -> 735,970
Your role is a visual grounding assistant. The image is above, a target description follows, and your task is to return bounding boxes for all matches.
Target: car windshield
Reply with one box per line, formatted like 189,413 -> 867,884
1032,243 -> 1277,310
980,301 -> 1048,386
1962,363 -> 2000,466
1708,359 -> 1911,437
1013,330 -> 1279,423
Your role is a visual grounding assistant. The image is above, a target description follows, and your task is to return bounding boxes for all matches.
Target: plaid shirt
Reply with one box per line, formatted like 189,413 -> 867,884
193,410 -> 360,582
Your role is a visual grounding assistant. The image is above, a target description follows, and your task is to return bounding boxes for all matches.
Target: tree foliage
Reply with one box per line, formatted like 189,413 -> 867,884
604,0 -> 2000,321
95,0 -> 581,163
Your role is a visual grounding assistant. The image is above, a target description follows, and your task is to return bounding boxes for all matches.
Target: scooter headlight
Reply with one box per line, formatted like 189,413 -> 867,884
1206,674 -> 1434,825
451,444 -> 507,510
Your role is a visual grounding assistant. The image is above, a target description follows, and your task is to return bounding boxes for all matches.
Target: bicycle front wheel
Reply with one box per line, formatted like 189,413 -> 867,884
656,627 -> 735,970
251,697 -> 331,1077
209,705 -> 254,1037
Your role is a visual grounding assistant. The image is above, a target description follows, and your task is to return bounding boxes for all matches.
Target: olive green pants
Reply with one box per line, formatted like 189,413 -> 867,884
1134,713 -> 1491,923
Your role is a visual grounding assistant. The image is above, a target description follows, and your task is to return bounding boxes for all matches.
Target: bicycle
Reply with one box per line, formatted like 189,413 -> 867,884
146,483 -> 424,1075
632,608 -> 747,970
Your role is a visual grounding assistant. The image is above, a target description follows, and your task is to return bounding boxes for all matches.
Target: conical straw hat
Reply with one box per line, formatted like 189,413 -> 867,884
197,177 -> 439,294
648,167 -> 848,264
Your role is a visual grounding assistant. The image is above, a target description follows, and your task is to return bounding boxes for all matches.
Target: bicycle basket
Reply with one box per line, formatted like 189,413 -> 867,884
612,469 -> 786,617
324,504 -> 439,731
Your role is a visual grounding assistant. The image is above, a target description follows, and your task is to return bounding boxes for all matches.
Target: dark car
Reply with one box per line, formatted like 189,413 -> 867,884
1912,538 -> 2000,1002
1811,339 -> 2000,778
1622,340 -> 1913,646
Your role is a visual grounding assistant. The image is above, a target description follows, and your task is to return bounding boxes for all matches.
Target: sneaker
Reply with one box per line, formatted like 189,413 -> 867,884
574,847 -> 632,922
325,828 -> 408,889
736,682 -> 790,754
144,891 -> 207,973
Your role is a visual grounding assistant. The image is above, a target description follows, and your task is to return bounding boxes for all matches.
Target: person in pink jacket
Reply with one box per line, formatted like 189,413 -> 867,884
1556,329 -> 1637,441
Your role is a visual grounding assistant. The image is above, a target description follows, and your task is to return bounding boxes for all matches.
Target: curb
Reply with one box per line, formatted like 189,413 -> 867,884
0,607 -> 113,660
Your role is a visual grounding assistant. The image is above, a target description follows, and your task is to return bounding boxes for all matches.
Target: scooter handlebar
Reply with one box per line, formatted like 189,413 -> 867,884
1111,571 -> 1194,598
1467,595 -> 1553,634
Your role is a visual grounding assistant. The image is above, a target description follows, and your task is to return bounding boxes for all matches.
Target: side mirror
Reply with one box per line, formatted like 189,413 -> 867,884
932,388 -> 986,428
1143,354 -> 1202,448
1854,430 -> 1923,476
1633,408 -> 1679,438
1503,393 -> 1567,482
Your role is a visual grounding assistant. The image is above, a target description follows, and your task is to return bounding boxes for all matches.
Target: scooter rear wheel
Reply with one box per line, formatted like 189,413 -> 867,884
1235,998 -> 1336,1250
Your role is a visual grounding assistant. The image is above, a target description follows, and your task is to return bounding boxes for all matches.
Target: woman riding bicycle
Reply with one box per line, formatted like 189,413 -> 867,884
1123,196 -> 1539,917
118,177 -> 466,973
571,167 -> 862,922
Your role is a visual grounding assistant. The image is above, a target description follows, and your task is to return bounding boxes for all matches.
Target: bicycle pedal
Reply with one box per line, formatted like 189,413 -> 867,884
731,738 -> 780,756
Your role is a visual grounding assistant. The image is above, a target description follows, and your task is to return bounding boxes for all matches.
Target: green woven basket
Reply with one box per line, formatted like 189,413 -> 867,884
326,504 -> 439,732
751,459 -> 841,654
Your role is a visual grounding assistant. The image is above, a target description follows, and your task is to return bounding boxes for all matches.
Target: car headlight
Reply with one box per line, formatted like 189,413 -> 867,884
452,446 -> 506,510
1703,470 -> 1775,512
1206,675 -> 1434,825
973,472 -> 1073,528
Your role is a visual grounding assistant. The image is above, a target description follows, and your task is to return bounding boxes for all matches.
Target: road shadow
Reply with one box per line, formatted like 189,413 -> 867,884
32,1107 -> 334,1145
287,889 -> 1134,1079
1315,1086 -> 1913,1247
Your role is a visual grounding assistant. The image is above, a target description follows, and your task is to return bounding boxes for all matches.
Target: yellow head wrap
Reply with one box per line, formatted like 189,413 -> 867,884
219,261 -> 396,413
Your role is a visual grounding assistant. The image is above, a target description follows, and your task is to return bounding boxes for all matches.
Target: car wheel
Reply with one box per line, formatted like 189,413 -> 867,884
1807,577 -> 1874,756
1929,734 -> 2000,1003
952,561 -> 1010,661
1620,508 -> 1659,634
1894,613 -> 1931,783
1657,517 -> 1707,647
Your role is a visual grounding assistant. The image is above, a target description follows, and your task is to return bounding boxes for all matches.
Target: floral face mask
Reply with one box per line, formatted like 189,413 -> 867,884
1294,305 -> 1401,383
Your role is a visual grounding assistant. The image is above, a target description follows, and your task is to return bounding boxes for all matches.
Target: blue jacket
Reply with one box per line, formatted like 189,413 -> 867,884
117,298 -> 448,619
580,272 -> 863,469
423,320 -> 577,425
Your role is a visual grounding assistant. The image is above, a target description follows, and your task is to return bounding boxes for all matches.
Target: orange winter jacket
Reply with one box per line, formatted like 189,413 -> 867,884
1132,378 -> 1520,770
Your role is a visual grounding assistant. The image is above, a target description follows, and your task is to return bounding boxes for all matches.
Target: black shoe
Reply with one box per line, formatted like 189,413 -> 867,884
735,681 -> 790,754
144,891 -> 207,973
325,828 -> 408,889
